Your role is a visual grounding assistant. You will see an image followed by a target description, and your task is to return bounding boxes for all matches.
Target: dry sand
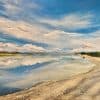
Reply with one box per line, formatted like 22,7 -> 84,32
0,55 -> 100,100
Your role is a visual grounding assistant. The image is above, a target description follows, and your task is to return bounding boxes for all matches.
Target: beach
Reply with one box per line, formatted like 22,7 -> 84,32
0,55 -> 99,100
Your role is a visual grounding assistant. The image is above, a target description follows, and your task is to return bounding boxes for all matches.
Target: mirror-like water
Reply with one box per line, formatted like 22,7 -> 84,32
0,54 -> 94,95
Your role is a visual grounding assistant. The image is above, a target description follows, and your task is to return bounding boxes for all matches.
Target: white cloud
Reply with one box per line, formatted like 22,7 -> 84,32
1,0 -> 21,15
72,36 -> 100,52
1,0 -> 39,16
91,30 -> 100,37
4,3 -> 21,15
39,13 -> 92,30
43,30 -> 85,49
0,42 -> 46,52
0,17 -> 99,52
0,13 -> 99,52
44,30 -> 100,52
0,17 -> 50,41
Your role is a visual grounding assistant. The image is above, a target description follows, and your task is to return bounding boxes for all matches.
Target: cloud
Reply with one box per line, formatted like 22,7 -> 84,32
44,29 -> 100,52
0,17 -> 82,51
0,16 -> 99,52
0,42 -> 46,52
0,10 -> 99,52
91,30 -> 100,37
0,17 -> 50,41
43,30 -> 85,49
71,34 -> 100,52
1,0 -> 40,17
39,13 -> 93,30
3,2 -> 21,15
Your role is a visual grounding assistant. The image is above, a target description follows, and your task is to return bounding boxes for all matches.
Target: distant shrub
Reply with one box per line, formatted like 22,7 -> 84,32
80,52 -> 100,57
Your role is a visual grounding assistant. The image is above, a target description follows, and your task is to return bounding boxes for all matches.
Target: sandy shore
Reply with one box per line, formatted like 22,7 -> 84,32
0,55 -> 100,100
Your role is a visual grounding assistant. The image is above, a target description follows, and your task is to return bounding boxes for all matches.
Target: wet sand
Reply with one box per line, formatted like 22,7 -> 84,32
0,55 -> 100,100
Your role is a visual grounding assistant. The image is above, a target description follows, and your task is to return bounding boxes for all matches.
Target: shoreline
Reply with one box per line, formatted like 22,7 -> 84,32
0,55 -> 100,100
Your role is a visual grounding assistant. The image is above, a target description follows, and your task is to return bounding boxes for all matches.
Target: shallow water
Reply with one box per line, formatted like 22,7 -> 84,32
0,54 -> 94,95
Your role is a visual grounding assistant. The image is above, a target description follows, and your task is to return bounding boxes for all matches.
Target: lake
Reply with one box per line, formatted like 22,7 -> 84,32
0,54 -> 94,95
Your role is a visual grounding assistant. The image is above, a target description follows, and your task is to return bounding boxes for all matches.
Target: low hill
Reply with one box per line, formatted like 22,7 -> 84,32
80,52 -> 100,57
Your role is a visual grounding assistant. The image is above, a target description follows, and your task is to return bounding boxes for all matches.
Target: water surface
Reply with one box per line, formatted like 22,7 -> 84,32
0,54 -> 94,95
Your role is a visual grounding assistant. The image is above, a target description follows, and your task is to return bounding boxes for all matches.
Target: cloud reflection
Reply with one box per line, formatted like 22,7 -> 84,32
0,55 -> 94,90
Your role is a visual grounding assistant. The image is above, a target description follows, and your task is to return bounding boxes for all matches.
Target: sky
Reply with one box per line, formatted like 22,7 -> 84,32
0,0 -> 100,52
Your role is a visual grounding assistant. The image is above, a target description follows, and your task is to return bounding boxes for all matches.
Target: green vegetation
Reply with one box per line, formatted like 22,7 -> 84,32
80,52 -> 100,57
0,52 -> 45,56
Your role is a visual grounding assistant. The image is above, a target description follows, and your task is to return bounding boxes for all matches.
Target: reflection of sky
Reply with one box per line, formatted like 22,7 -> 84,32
2,61 -> 54,75
0,54 -> 94,95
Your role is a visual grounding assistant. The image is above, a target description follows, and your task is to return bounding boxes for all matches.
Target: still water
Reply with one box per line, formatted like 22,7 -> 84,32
0,54 -> 94,95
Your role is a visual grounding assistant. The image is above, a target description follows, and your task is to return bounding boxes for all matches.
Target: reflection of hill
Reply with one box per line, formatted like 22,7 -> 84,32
0,51 -> 72,56
0,51 -> 23,56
